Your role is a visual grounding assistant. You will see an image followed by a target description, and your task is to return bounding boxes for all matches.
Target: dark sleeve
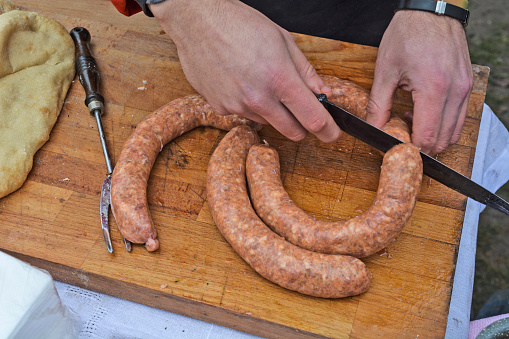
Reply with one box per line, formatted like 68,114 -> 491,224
115,0 -> 398,47
242,0 -> 398,47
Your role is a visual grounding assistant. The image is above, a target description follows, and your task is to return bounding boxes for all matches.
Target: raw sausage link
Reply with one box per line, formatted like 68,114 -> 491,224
245,76 -> 423,257
111,95 -> 259,251
321,75 -> 412,143
207,125 -> 371,298
246,143 -> 422,257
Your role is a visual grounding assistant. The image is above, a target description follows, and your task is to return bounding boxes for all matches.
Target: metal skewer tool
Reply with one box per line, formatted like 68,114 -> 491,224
70,27 -> 131,253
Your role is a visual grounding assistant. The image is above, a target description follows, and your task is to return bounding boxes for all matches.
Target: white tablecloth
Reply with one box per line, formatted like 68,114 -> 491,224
446,104 -> 509,338
53,282 -> 259,339
53,104 -> 508,339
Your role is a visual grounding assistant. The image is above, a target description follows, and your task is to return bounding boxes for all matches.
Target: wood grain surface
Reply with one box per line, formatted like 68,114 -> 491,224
0,1 -> 489,338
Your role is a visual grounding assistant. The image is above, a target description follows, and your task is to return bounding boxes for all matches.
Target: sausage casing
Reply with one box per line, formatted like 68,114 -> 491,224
207,125 -> 371,298
246,143 -> 422,257
111,95 -> 259,251
244,76 -> 422,257
320,75 -> 412,143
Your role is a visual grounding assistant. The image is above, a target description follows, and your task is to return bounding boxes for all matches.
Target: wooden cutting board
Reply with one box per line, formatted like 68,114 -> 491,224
1,1 -> 490,338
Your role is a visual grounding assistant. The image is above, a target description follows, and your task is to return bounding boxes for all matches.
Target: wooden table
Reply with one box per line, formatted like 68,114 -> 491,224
1,1 -> 490,338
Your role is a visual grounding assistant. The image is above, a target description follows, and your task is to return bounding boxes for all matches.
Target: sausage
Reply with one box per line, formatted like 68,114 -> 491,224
111,95 -> 259,251
320,75 -> 412,143
207,125 -> 371,298
245,76 -> 423,257
246,143 -> 422,257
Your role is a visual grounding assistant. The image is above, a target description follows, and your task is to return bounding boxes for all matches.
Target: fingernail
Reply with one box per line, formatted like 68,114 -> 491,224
320,85 -> 332,95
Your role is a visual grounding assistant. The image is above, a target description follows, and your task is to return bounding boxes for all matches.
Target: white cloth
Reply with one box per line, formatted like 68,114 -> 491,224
54,282 -> 260,339
53,104 -> 508,339
446,104 -> 509,338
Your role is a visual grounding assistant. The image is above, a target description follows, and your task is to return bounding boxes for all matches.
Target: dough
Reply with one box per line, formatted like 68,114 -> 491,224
0,4 -> 75,198
0,0 -> 17,14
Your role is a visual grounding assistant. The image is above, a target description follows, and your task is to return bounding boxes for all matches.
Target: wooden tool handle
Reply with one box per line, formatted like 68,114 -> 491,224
70,27 -> 105,114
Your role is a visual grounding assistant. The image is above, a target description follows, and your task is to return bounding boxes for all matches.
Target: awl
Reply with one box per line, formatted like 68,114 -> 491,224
317,94 -> 509,216
70,27 -> 132,252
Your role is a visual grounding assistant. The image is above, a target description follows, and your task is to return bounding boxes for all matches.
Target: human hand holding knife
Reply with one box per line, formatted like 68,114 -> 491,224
317,93 -> 509,216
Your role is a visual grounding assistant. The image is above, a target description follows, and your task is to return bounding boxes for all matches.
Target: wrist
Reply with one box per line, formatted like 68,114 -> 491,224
149,0 -> 221,21
149,0 -> 229,46
132,0 -> 165,17
149,0 -> 189,40
392,9 -> 466,33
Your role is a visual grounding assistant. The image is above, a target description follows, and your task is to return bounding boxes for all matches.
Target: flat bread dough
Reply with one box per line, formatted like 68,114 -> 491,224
0,0 -> 17,14
0,4 -> 75,198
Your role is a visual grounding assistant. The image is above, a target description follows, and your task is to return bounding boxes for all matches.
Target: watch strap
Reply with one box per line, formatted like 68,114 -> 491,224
395,0 -> 469,26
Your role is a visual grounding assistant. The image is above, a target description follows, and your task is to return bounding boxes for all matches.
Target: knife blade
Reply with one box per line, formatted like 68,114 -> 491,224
316,94 -> 509,216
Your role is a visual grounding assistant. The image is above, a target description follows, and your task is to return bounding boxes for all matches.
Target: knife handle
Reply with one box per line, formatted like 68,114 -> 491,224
70,27 -> 104,115
315,93 -> 328,104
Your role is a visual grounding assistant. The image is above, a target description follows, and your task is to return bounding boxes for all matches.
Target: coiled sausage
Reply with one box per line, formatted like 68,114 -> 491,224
245,76 -> 423,257
206,125 -> 371,298
246,143 -> 422,257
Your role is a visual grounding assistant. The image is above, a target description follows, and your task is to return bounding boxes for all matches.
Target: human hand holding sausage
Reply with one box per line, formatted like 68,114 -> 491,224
149,0 -> 340,143
366,10 -> 473,156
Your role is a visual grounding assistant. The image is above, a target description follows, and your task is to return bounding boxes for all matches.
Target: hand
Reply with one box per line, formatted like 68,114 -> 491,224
366,10 -> 473,156
149,0 -> 340,143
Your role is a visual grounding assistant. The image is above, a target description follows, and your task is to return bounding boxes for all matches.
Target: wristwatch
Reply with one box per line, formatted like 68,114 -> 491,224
136,0 -> 166,17
395,0 -> 470,27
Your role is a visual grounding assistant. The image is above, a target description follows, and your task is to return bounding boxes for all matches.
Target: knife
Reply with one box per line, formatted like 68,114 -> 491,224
316,94 -> 509,216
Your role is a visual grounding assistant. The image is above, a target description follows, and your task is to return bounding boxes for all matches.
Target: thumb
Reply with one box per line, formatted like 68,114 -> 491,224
365,72 -> 398,129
